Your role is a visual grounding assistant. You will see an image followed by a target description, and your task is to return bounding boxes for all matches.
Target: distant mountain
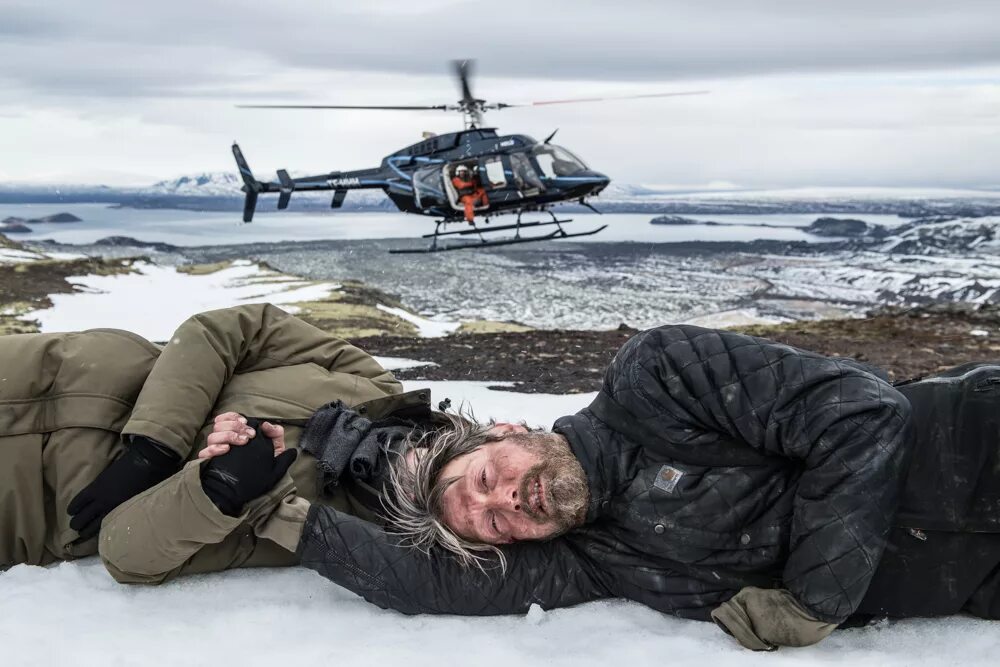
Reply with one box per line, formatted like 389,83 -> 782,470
143,172 -> 243,197
3,173 -> 1000,216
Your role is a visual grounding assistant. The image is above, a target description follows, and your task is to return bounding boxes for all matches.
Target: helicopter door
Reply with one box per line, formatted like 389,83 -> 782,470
477,155 -> 522,204
479,156 -> 508,191
509,151 -> 544,196
443,160 -> 489,213
412,164 -> 447,209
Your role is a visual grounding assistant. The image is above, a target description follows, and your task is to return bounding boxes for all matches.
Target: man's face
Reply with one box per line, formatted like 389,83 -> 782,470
438,424 -> 589,545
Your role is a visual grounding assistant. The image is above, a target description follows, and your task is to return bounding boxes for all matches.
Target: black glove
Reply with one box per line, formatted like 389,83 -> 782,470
201,418 -> 298,516
68,435 -> 181,540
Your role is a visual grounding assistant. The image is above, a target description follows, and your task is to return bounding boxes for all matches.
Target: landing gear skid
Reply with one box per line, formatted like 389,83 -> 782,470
389,210 -> 607,254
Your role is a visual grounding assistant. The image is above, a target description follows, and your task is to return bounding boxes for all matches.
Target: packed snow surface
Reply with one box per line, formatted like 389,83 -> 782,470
2,380 -> 996,666
376,304 -> 461,337
23,259 -> 340,340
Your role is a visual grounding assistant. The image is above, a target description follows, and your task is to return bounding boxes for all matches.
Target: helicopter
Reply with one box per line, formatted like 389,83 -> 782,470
232,60 -> 706,253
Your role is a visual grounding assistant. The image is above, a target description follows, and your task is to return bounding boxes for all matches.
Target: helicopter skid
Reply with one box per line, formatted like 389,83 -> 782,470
419,218 -> 574,238
389,219 -> 607,254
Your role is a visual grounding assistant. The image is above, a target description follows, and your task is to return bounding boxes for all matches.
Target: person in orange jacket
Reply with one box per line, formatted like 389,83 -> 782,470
451,164 -> 488,224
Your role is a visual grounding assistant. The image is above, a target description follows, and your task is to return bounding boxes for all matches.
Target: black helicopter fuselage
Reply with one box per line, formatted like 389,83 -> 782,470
233,127 -> 609,223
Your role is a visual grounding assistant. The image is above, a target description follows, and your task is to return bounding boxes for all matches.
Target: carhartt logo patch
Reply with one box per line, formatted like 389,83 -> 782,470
654,465 -> 684,493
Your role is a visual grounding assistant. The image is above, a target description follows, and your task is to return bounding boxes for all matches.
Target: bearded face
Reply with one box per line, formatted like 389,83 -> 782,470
436,424 -> 589,545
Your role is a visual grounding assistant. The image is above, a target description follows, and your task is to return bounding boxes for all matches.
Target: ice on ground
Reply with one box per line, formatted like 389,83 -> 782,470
400,380 -> 597,427
21,260 -> 340,340
0,247 -> 47,263
377,304 -> 461,337
373,356 -> 437,371
0,382 -> 997,666
683,308 -> 791,329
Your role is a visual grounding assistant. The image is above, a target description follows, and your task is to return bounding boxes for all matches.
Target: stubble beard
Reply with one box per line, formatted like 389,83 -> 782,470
512,432 -> 589,537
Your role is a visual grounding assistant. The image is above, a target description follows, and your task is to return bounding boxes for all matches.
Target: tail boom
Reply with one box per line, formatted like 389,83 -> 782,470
231,143 -> 385,222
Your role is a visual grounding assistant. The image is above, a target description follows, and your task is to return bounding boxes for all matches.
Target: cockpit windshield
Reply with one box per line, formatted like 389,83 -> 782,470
530,144 -> 588,178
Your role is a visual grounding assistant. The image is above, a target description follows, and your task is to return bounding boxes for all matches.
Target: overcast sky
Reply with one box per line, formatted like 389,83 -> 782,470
2,0 -> 999,189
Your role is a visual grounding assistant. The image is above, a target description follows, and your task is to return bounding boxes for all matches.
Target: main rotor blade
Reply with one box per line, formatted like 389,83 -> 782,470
492,90 -> 709,108
452,59 -> 476,104
236,104 -> 450,111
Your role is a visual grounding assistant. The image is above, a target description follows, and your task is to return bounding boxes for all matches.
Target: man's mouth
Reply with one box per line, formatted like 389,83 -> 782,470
529,475 -> 546,517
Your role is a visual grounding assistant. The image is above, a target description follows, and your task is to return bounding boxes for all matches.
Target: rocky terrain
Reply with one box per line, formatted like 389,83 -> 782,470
3,208 -> 999,394
0,211 -> 82,234
355,303 -> 1000,393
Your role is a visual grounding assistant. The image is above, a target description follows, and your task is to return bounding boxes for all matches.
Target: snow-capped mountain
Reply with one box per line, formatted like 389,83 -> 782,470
143,172 -> 243,197
3,171 -> 1000,216
136,171 -> 393,210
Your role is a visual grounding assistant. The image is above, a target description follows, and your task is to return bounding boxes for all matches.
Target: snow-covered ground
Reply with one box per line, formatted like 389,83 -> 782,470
376,304 -> 461,337
2,380 -> 996,667
8,249 -> 458,340
19,259 -> 342,340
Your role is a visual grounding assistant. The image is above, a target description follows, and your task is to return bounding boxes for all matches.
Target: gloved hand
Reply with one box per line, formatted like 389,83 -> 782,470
201,417 -> 298,516
711,587 -> 837,651
68,435 -> 180,540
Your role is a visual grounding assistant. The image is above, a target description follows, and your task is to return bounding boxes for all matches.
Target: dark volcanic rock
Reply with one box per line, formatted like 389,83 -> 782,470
650,215 -> 716,226
29,212 -> 82,223
94,236 -> 179,253
355,328 -> 638,394
353,302 -> 1000,394
805,217 -> 888,238
0,223 -> 32,233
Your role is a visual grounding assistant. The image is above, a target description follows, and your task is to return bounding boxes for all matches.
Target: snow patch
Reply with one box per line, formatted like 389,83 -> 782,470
373,356 -> 437,371
683,308 -> 791,329
400,380 -> 595,428
22,260 -> 340,340
377,304 -> 461,337
0,247 -> 45,263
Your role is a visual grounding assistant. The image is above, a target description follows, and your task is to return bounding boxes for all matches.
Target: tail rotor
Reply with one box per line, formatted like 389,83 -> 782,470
232,143 -> 263,222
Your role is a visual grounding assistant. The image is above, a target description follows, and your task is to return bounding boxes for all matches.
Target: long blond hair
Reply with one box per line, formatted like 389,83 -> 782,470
380,409 -> 509,572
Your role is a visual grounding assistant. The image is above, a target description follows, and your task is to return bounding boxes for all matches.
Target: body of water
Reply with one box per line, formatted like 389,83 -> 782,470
0,203 -> 907,247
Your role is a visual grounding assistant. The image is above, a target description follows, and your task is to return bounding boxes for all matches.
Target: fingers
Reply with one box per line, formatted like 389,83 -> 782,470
67,487 -> 93,515
75,519 -> 102,541
259,421 -> 283,436
214,412 -> 247,425
213,419 -> 247,433
268,448 -> 298,486
69,501 -> 104,535
198,443 -> 231,459
206,429 -> 255,447
260,422 -> 286,454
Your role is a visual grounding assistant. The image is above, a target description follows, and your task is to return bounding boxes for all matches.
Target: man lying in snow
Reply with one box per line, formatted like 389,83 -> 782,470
3,305 -> 998,651
271,324 -> 1000,650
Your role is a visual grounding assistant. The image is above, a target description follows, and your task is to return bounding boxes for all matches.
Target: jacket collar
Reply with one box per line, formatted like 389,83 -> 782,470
553,407 -> 635,523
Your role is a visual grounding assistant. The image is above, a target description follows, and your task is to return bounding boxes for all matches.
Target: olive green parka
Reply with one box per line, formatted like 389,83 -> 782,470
0,303 -> 415,584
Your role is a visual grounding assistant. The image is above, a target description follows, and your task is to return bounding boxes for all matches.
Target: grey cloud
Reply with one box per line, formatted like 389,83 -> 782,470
3,0 -> 1000,102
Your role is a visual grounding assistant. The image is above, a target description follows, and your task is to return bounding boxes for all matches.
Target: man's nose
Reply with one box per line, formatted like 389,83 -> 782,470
488,482 -> 520,512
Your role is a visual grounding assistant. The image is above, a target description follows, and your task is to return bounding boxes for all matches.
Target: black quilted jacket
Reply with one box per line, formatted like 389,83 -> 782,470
296,325 -> 913,623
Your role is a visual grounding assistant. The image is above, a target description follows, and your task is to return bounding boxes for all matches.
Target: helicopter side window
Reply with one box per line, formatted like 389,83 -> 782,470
413,165 -> 446,208
531,145 -> 588,178
510,152 -> 543,192
482,157 -> 507,189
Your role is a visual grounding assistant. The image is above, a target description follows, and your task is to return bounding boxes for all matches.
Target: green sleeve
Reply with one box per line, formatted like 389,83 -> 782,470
121,303 -> 401,458
99,460 -> 306,585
